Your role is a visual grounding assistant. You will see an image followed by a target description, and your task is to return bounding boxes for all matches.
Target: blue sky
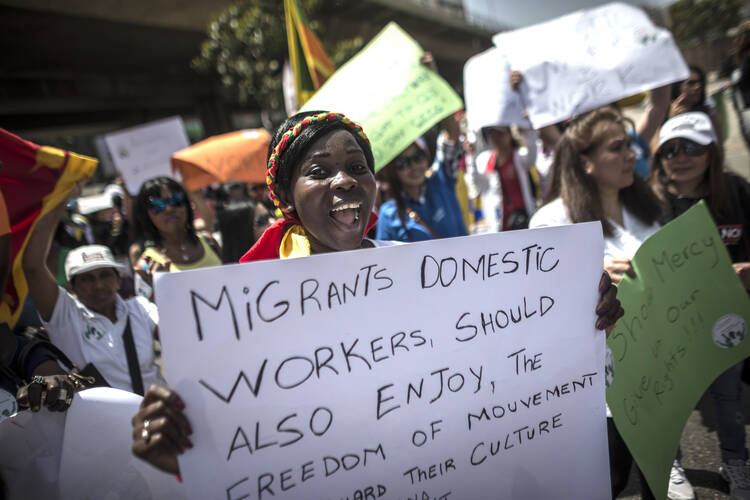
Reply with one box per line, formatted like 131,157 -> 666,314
463,0 -> 676,29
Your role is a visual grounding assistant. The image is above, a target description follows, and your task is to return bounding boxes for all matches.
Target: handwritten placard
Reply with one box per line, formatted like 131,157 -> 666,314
301,22 -> 463,172
156,224 -> 610,499
463,47 -> 528,132
606,202 -> 750,499
104,116 -> 190,194
492,2 -> 689,128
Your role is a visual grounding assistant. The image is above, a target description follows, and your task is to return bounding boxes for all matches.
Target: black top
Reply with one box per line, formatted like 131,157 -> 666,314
659,173 -> 750,264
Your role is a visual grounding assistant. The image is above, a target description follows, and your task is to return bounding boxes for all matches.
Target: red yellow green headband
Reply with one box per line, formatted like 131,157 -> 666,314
266,112 -> 370,218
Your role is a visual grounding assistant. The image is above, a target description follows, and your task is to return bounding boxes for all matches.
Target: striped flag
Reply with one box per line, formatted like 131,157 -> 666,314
0,129 -> 97,327
284,0 -> 335,106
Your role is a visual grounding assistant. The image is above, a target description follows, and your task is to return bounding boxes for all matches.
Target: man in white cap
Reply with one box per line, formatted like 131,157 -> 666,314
23,192 -> 165,394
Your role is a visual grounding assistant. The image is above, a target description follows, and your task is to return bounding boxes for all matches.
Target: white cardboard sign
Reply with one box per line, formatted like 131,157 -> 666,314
104,116 -> 189,194
156,224 -> 609,499
0,388 -> 184,500
463,47 -> 529,132
492,2 -> 689,128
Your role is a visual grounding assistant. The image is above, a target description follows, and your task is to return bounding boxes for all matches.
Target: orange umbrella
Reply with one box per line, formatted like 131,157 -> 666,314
171,129 -> 271,191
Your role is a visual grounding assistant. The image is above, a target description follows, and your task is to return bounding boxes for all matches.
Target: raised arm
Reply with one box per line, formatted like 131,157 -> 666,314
636,84 -> 670,147
22,188 -> 80,321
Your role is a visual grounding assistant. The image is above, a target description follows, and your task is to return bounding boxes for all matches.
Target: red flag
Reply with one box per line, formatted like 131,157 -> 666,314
0,129 -> 97,326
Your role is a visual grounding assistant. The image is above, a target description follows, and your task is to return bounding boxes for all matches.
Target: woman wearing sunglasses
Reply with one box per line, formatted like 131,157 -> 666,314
130,110 -> 625,476
129,177 -> 222,285
375,117 -> 468,242
649,111 -> 750,500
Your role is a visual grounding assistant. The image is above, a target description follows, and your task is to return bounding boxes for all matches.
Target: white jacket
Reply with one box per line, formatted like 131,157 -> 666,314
466,128 -> 538,233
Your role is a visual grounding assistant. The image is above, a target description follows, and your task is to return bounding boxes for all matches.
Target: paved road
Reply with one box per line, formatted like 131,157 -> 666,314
617,386 -> 750,499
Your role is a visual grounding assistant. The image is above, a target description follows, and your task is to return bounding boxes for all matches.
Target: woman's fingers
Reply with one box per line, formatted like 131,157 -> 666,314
45,376 -> 75,412
132,385 -> 189,475
596,272 -> 623,331
604,258 -> 636,280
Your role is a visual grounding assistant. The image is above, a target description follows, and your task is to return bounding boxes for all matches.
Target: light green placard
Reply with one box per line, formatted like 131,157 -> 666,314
606,201 -> 750,499
301,22 -> 463,172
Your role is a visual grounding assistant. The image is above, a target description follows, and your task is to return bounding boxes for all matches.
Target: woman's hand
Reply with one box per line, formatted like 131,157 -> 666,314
595,272 -> 624,336
420,52 -> 438,73
604,256 -> 636,284
134,253 -> 171,286
669,93 -> 690,118
510,70 -> 523,91
132,384 -> 192,475
16,361 -> 76,412
733,262 -> 750,289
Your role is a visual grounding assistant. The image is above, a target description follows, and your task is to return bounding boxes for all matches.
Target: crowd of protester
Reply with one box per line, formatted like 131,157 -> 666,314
1,17 -> 750,500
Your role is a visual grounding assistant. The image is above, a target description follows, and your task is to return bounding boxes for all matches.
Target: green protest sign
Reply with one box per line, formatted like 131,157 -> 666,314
606,201 -> 750,499
301,22 -> 463,172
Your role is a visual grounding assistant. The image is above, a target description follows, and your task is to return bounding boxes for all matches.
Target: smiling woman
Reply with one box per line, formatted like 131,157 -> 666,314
130,110 -> 625,477
239,111 -> 391,261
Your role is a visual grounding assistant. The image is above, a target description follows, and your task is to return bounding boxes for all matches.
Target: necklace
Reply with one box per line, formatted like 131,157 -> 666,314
179,242 -> 190,262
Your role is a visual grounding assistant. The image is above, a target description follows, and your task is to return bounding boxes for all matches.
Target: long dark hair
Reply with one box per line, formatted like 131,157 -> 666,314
268,110 -> 375,214
132,176 -> 197,248
554,107 -> 661,237
671,65 -> 709,114
378,154 -> 417,237
649,141 -> 728,216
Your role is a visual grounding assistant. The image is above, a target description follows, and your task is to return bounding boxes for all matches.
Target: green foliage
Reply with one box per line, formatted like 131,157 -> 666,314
192,0 -> 363,112
669,0 -> 744,47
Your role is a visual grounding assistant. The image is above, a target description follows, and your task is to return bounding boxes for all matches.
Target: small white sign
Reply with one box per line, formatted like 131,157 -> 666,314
463,47 -> 529,132
156,224 -> 610,499
492,2 -> 689,128
104,116 -> 190,194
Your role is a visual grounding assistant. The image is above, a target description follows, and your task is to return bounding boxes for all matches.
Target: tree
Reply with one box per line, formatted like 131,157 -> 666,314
669,0 -> 744,47
192,0 -> 362,117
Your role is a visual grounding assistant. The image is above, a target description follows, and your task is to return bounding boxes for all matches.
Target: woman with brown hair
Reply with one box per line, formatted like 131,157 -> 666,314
529,106 -> 689,499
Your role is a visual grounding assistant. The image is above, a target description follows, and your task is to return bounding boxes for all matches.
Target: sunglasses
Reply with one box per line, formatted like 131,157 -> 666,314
148,192 -> 186,214
658,140 -> 708,160
393,150 -> 427,171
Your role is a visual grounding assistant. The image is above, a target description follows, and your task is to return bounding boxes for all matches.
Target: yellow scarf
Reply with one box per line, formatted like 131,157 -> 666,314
279,224 -> 311,259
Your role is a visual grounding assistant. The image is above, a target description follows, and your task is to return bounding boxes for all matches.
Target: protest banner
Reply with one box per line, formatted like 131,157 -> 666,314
104,116 -> 190,194
606,202 -> 750,499
0,408 -> 66,499
463,47 -> 529,132
492,2 -> 689,128
0,388 -> 186,500
301,22 -> 463,172
156,223 -> 610,499
59,388 -> 187,499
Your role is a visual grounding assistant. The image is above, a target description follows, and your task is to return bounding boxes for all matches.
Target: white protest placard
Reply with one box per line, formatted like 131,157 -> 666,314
0,408 -> 66,499
463,47 -> 529,132
104,116 -> 189,194
156,224 -> 609,499
492,2 -> 689,128
59,388 -> 187,500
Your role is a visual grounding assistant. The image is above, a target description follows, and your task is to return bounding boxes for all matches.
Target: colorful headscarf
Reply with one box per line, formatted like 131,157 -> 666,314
240,112 -> 376,263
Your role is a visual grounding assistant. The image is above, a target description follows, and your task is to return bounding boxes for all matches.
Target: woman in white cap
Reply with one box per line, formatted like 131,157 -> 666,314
651,111 -> 750,500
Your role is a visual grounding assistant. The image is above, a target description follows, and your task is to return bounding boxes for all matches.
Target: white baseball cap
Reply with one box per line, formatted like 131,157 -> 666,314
658,112 -> 717,150
65,245 -> 125,281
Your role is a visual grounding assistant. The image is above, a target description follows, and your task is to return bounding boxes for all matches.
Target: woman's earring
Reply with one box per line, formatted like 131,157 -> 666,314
286,204 -> 295,212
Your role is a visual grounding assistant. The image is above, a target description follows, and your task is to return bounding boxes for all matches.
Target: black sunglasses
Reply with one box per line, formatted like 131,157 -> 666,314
148,192 -> 186,214
393,150 -> 427,171
658,140 -> 708,160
